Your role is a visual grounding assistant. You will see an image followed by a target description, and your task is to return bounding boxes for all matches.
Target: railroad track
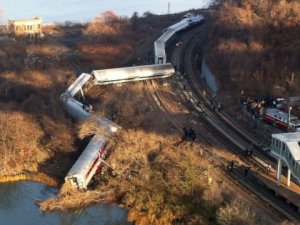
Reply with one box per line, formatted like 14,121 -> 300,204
57,23 -> 300,222
145,24 -> 300,222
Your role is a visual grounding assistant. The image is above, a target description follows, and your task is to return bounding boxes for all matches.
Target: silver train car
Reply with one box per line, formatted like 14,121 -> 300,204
60,72 -> 120,133
60,95 -> 90,121
60,94 -> 119,133
65,73 -> 92,97
92,63 -> 175,85
65,134 -> 108,189
154,14 -> 204,64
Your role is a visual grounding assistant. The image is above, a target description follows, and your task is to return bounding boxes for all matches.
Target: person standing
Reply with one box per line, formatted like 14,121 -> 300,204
267,164 -> 272,174
228,161 -> 234,172
188,128 -> 196,142
244,166 -> 251,177
182,127 -> 188,141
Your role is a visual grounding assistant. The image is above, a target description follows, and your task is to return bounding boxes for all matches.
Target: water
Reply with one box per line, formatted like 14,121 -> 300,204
0,0 -> 212,24
0,181 -> 131,225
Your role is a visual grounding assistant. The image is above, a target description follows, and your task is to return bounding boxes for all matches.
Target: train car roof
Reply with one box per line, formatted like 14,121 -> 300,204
67,134 -> 106,176
168,18 -> 189,31
156,17 -> 191,43
266,108 -> 298,121
272,133 -> 300,160
92,63 -> 174,76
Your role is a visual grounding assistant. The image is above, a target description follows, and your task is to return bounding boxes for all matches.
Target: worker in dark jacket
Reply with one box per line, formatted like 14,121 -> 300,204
188,128 -> 196,142
182,127 -> 189,141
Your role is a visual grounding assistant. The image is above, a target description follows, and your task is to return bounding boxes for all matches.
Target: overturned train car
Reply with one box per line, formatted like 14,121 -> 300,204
65,134 -> 108,189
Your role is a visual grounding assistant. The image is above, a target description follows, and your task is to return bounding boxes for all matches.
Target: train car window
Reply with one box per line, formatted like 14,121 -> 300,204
72,177 -> 78,186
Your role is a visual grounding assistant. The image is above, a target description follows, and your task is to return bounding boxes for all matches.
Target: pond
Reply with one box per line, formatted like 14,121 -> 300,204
0,181 -> 131,225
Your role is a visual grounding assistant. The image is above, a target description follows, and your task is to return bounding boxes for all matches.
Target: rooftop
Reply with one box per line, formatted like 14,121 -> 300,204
272,133 -> 300,160
9,17 -> 43,23
272,132 -> 300,143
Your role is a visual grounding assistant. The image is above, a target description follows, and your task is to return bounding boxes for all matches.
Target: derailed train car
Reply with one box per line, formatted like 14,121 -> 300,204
91,63 -> 175,85
65,134 -> 108,190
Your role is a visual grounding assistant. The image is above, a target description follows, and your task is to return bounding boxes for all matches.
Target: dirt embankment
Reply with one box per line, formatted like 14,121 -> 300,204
0,10 -> 292,225
205,0 -> 300,100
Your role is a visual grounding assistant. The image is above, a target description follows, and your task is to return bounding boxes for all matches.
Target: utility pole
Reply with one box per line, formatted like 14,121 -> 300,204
287,106 -> 292,132
168,2 -> 170,14
291,73 -> 294,83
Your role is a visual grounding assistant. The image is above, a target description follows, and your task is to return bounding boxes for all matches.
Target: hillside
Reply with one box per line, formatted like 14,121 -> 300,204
0,9 -> 294,225
205,0 -> 300,99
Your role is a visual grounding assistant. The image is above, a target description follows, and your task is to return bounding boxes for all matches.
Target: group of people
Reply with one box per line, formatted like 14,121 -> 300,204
182,127 -> 196,142
227,161 -> 251,177
209,99 -> 223,113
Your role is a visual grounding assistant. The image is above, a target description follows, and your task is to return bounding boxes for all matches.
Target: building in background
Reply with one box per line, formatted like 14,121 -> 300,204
8,17 -> 43,37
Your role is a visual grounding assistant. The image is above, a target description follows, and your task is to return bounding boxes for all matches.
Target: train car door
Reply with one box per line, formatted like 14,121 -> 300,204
157,57 -> 164,64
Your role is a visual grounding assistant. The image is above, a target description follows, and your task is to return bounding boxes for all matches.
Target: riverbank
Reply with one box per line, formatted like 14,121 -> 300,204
0,173 -> 58,187
0,181 -> 131,225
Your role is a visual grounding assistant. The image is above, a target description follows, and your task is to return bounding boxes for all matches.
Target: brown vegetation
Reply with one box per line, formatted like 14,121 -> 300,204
0,9 -> 288,225
0,27 -> 77,180
40,128 -> 276,225
205,0 -> 300,98
216,197 -> 271,225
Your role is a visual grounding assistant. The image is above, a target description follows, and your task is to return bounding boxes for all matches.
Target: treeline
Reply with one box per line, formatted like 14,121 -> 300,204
205,0 -> 300,97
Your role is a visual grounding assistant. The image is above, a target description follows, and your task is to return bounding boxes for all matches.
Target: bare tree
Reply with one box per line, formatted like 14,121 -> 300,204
131,11 -> 139,31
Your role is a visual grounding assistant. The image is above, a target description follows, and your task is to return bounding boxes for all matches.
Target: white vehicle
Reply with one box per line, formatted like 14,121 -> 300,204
65,134 -> 108,190
154,14 -> 204,64
92,63 -> 174,85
